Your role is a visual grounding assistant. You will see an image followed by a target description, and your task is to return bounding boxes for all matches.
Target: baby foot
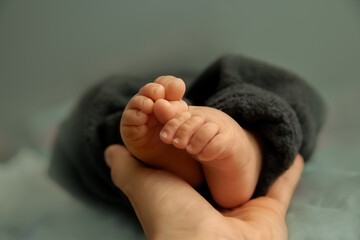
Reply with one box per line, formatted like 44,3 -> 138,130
159,106 -> 263,208
120,76 -> 203,187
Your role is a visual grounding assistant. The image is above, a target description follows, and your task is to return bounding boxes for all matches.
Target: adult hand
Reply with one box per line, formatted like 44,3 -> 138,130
105,145 -> 304,240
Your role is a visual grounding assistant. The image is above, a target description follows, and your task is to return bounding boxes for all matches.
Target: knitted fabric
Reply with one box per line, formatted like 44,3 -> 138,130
50,55 -> 326,206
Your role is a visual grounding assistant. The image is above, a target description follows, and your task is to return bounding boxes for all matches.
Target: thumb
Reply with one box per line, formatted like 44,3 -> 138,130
104,144 -> 199,203
104,144 -> 155,196
265,154 -> 304,216
104,144 -> 208,238
104,144 -> 199,209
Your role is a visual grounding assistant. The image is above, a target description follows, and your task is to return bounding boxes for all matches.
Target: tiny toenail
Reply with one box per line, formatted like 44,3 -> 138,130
186,144 -> 193,151
160,131 -> 168,139
173,138 -> 179,144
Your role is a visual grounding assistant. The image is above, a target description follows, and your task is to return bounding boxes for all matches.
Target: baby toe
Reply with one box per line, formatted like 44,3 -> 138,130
126,95 -> 154,114
121,109 -> 149,126
154,98 -> 188,124
198,133 -> 228,161
121,124 -> 148,141
172,116 -> 205,149
154,76 -> 185,101
138,82 -> 165,101
186,122 -> 219,155
159,111 -> 191,144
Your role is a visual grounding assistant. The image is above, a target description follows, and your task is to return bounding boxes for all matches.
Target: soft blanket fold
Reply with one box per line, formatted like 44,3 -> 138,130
50,55 -> 326,206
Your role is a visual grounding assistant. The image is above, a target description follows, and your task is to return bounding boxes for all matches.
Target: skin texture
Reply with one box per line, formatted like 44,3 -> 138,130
120,76 -> 204,187
120,76 -> 263,208
105,145 -> 304,240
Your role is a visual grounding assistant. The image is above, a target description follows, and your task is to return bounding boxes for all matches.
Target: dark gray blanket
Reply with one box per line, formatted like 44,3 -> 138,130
50,55 -> 326,207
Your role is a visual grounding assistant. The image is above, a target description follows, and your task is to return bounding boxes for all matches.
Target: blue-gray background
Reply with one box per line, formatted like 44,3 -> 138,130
0,1 -> 359,239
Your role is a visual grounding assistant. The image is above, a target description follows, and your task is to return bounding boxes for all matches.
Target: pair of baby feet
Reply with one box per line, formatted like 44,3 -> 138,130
120,76 -> 262,208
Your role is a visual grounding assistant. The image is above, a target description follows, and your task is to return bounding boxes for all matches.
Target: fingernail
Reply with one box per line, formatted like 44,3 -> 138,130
173,138 -> 179,144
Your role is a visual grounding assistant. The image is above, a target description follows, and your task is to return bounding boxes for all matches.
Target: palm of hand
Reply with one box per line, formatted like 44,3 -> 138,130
105,145 -> 303,240
147,172 -> 290,240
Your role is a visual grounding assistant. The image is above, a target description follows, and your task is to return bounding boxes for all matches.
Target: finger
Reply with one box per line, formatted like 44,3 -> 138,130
105,144 -> 203,202
265,154 -> 304,216
104,144 -> 212,236
105,144 -> 172,236
105,144 -> 203,210
105,144 -> 155,195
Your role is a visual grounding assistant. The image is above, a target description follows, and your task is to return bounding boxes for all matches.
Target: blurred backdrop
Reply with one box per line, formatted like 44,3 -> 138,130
1,0 -> 359,159
0,1 -> 359,240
